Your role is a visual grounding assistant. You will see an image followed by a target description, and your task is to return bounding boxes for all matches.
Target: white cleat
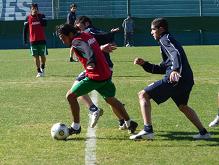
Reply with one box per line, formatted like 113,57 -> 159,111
193,133 -> 211,140
209,115 -> 219,127
89,109 -> 103,128
129,130 -> 154,140
36,72 -> 44,78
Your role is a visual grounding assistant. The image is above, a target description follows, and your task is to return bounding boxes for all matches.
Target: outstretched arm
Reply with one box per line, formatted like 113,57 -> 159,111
134,58 -> 166,74
100,43 -> 117,53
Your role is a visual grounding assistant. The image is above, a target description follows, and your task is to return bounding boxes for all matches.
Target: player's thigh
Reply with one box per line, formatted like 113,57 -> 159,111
171,84 -> 193,107
70,77 -> 95,97
96,80 -> 116,99
38,44 -> 48,56
30,45 -> 38,56
144,80 -> 174,104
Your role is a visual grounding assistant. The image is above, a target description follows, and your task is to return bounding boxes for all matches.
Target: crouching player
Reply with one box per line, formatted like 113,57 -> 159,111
73,16 -> 127,130
130,18 -> 211,140
56,24 -> 138,135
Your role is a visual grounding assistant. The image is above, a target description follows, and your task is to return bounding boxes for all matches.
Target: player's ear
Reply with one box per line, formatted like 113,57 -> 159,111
159,27 -> 165,33
69,32 -> 74,38
85,22 -> 89,27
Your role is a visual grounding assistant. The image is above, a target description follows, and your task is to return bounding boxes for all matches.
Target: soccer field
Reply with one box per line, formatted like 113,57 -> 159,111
0,46 -> 218,165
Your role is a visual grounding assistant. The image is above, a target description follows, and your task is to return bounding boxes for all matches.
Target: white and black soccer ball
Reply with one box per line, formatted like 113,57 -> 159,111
51,123 -> 69,140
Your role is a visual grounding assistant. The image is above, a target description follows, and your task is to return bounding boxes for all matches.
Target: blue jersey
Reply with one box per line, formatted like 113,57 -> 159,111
84,26 -> 115,68
142,32 -> 194,84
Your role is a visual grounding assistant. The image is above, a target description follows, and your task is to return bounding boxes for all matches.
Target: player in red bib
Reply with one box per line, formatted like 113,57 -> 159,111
23,3 -> 48,77
56,24 -> 138,136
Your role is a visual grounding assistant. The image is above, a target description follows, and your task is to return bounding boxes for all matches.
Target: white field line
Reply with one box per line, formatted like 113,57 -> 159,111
85,91 -> 98,165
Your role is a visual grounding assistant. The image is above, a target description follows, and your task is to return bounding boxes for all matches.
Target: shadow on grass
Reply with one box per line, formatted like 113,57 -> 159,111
65,131 -> 219,145
50,74 -> 76,78
49,74 -> 146,78
157,131 -> 219,144
65,136 -> 130,142
65,137 -> 85,141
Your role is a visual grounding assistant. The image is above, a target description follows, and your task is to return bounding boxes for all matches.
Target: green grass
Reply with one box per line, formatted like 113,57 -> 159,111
0,46 -> 218,165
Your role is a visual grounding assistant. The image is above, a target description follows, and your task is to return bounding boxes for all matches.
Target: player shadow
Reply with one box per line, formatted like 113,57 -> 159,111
157,131 -> 219,144
65,135 -> 130,142
65,137 -> 85,141
113,75 -> 146,78
49,74 -> 146,78
49,74 -> 76,78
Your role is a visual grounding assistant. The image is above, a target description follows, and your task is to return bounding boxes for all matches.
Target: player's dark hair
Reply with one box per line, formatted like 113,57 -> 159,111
30,3 -> 38,10
75,16 -> 92,26
151,18 -> 168,31
70,3 -> 77,9
56,24 -> 78,36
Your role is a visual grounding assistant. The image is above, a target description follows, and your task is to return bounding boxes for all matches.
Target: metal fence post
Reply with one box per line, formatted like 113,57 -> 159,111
127,0 -> 130,16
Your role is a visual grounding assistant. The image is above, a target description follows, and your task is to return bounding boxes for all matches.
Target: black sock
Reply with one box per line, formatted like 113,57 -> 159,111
41,64 -> 45,70
89,104 -> 98,112
144,125 -> 153,133
199,128 -> 208,135
37,68 -> 42,73
118,119 -> 125,126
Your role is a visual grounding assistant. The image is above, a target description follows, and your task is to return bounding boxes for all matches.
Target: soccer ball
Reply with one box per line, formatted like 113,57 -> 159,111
51,123 -> 69,140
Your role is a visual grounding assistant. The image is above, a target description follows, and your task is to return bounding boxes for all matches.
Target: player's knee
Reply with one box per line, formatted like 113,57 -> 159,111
105,97 -> 114,105
138,90 -> 149,100
178,105 -> 188,112
66,91 -> 77,101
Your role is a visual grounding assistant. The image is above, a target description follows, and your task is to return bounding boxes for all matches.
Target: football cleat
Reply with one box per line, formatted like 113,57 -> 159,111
129,130 -> 154,140
68,126 -> 81,135
36,72 -> 44,78
89,108 -> 103,128
127,121 -> 138,134
209,115 -> 219,127
193,133 -> 211,140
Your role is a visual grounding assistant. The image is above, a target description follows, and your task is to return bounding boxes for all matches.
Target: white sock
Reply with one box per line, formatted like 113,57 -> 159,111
125,119 -> 131,127
71,122 -> 80,130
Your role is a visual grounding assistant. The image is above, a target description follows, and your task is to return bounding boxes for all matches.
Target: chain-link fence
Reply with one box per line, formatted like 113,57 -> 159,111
2,0 -> 219,21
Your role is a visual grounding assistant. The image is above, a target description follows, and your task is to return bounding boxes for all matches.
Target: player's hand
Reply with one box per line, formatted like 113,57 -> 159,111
101,43 -> 117,53
87,63 -> 95,70
134,58 -> 145,66
169,71 -> 181,82
111,27 -> 120,32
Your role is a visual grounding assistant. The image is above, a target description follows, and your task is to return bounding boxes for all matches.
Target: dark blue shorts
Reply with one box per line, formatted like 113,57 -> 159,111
144,79 -> 193,106
76,71 -> 86,81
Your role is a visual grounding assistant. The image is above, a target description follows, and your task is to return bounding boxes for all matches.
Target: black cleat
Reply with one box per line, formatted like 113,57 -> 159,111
69,57 -> 74,62
68,126 -> 81,135
128,121 -> 138,134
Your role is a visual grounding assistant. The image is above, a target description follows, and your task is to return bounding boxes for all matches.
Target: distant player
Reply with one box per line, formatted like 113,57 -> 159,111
130,18 -> 211,140
66,3 -> 78,62
56,24 -> 138,135
66,3 -> 77,25
23,3 -> 48,77
73,16 -> 127,130
209,93 -> 219,127
122,15 -> 134,47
